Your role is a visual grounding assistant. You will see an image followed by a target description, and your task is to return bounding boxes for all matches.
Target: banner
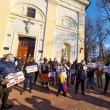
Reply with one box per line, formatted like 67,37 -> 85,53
25,65 -> 38,73
5,71 -> 25,88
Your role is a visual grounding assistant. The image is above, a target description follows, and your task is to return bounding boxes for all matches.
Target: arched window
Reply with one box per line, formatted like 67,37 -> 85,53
56,16 -> 77,30
10,3 -> 45,21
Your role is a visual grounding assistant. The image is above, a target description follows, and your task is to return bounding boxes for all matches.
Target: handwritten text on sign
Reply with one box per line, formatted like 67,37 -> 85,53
25,65 -> 38,73
5,71 -> 25,88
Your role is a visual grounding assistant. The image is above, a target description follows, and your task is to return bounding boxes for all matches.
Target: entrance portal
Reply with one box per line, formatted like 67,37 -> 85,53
61,43 -> 71,61
17,37 -> 36,63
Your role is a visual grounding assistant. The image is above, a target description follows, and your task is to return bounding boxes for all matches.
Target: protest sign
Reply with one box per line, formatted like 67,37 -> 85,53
5,71 -> 25,88
25,65 -> 38,73
87,63 -> 96,68
103,66 -> 110,73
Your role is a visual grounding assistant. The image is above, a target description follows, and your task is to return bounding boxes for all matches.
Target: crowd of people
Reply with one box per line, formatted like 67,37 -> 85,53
0,53 -> 110,110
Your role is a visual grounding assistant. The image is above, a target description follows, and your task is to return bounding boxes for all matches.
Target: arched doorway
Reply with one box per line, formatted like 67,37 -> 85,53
17,37 -> 36,63
61,43 -> 71,61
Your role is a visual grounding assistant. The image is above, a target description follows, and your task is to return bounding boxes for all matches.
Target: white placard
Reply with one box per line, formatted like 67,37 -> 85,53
103,66 -> 110,73
48,72 -> 56,78
25,65 -> 38,73
87,63 -> 96,68
92,63 -> 96,68
5,71 -> 25,88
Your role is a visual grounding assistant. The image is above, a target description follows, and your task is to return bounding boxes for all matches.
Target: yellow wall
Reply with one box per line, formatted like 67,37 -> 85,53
77,12 -> 85,62
0,0 -> 11,57
0,0 -> 88,62
43,3 -> 56,59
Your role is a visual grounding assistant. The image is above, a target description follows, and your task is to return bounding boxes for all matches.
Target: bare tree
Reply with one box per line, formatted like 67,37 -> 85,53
103,46 -> 110,58
94,16 -> 107,59
85,16 -> 97,62
96,0 -> 110,34
96,0 -> 110,22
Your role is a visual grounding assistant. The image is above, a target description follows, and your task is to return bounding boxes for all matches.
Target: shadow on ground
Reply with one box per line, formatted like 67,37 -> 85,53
11,96 -> 62,110
12,82 -> 110,110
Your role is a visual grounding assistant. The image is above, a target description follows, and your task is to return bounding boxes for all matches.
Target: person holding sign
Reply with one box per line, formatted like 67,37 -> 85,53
75,63 -> 86,95
22,57 -> 37,94
0,54 -> 16,110
103,60 -> 110,94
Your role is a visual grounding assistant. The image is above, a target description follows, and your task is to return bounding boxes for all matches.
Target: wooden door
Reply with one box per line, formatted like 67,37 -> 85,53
17,46 -> 28,64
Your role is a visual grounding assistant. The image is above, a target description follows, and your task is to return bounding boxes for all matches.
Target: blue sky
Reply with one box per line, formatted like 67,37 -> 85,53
86,0 -> 98,18
86,0 -> 110,48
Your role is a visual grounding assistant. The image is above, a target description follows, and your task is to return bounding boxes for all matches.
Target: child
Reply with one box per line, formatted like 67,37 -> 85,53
57,66 -> 67,97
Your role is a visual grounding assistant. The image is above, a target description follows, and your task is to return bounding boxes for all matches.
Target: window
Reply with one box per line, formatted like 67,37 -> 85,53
56,17 -> 77,30
63,18 -> 71,28
27,7 -> 36,18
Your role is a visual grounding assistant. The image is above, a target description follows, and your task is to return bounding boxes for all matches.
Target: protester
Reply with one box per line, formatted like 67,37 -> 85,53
57,65 -> 67,97
0,54 -> 16,110
103,60 -> 110,94
56,63 -> 62,85
39,58 -> 50,90
34,60 -> 39,84
95,67 -> 103,88
87,67 -> 94,89
38,57 -> 44,74
48,58 -> 58,85
52,58 -> 59,85
17,57 -> 23,71
22,57 -> 36,93
75,63 -> 86,95
70,61 -> 76,85
48,58 -> 54,85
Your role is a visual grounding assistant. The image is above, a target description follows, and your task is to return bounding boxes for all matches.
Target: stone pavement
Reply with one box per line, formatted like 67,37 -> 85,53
8,83 -> 110,110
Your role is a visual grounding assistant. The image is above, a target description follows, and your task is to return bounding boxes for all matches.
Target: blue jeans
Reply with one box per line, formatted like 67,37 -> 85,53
87,77 -> 94,88
23,73 -> 35,91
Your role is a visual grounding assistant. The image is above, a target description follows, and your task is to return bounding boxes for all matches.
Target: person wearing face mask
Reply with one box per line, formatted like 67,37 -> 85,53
0,53 -> 16,110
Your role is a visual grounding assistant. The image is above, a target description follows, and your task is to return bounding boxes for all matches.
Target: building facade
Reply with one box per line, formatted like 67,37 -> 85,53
0,0 -> 89,63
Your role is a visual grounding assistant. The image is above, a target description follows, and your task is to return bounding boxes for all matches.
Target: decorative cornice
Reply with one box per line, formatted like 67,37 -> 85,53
75,0 -> 89,6
48,0 -> 89,6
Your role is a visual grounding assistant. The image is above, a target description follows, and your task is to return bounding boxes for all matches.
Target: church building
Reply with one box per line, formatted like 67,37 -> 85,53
0,0 -> 89,63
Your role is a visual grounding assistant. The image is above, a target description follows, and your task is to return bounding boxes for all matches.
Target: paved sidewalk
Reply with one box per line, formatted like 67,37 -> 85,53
8,83 -> 110,110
